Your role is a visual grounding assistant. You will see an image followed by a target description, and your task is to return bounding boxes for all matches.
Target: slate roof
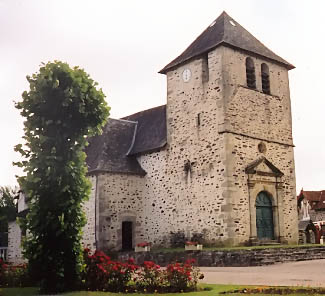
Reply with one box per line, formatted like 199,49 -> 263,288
86,119 -> 146,175
297,189 -> 325,211
160,11 -> 294,74
86,105 -> 167,175
122,105 -> 167,155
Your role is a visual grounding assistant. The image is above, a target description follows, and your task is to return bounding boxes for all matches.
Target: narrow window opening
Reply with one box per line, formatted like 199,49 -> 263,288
197,113 -> 201,127
245,57 -> 256,89
202,54 -> 209,83
261,63 -> 270,94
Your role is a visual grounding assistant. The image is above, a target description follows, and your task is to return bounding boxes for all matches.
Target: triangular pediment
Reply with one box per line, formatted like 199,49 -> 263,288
245,157 -> 283,177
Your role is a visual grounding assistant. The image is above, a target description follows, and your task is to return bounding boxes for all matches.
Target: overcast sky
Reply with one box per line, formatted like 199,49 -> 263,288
0,0 -> 324,192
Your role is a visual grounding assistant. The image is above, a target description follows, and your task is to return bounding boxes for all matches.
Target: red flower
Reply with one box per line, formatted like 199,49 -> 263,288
185,258 -> 196,264
185,241 -> 198,246
128,258 -> 135,264
137,242 -> 151,247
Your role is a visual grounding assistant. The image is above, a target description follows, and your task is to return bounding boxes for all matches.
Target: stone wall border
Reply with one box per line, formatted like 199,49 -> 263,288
117,246 -> 325,267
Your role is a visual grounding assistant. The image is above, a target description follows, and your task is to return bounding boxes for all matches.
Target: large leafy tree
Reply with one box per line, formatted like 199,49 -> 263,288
14,61 -> 109,293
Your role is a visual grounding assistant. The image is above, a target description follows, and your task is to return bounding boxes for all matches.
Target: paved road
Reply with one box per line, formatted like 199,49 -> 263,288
200,259 -> 325,287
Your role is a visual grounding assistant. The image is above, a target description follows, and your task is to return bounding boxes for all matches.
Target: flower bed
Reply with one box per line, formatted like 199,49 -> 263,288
185,242 -> 203,251
82,248 -> 204,293
135,242 -> 151,252
0,258 -> 32,287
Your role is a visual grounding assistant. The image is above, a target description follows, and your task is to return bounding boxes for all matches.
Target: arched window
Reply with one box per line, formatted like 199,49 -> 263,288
261,63 -> 270,94
245,57 -> 256,89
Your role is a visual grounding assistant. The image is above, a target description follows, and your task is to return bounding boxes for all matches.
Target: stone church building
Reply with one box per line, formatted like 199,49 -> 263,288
8,11 -> 298,262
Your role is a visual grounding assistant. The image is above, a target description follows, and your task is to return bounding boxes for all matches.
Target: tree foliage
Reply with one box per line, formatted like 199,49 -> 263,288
14,61 -> 109,293
0,186 -> 17,246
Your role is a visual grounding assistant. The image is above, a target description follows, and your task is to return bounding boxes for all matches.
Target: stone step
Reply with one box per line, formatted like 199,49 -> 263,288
251,240 -> 281,246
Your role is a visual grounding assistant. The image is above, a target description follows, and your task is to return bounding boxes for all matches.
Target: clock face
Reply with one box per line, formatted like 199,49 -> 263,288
182,68 -> 191,82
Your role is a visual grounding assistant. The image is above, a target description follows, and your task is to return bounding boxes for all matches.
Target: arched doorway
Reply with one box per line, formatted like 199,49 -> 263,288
122,221 -> 133,250
256,191 -> 274,240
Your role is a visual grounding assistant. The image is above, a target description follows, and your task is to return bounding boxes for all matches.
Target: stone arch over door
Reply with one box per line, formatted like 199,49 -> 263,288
246,157 -> 285,244
255,191 -> 274,240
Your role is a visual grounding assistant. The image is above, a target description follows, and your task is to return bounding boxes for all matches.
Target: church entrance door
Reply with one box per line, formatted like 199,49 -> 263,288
256,192 -> 274,240
122,221 -> 133,250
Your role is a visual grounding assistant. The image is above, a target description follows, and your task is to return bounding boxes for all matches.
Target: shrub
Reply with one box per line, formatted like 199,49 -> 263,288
166,259 -> 203,292
170,231 -> 186,247
0,260 -> 32,287
0,258 -> 8,285
191,232 -> 205,245
82,248 -> 138,292
136,261 -> 166,292
82,249 -> 203,293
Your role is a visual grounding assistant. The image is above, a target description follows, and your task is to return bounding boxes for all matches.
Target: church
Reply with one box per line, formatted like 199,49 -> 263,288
8,11 -> 298,262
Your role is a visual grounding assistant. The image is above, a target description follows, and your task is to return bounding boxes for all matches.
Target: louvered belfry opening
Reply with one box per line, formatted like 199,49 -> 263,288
245,57 -> 256,89
261,63 -> 270,94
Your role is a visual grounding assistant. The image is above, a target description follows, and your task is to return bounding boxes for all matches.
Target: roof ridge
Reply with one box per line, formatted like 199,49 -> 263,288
108,117 -> 137,124
126,122 -> 138,156
121,104 -> 166,120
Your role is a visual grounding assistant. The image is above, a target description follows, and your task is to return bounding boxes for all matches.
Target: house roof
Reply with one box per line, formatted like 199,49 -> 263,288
86,105 -> 167,175
122,105 -> 167,155
159,11 -> 294,74
86,118 -> 145,175
297,189 -> 325,211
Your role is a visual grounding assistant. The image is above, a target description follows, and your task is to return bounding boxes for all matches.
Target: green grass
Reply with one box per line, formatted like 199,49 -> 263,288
0,285 -> 238,296
151,244 -> 324,253
2,284 -> 325,296
0,287 -> 39,296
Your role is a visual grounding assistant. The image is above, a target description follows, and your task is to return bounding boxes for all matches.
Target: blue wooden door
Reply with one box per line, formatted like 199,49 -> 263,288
256,192 -> 274,239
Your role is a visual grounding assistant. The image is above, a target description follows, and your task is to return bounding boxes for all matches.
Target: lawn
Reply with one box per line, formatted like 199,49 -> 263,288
2,285 -> 325,296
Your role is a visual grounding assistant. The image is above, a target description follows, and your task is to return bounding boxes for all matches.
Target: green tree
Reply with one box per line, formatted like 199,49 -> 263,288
14,61 -> 109,293
0,186 -> 17,246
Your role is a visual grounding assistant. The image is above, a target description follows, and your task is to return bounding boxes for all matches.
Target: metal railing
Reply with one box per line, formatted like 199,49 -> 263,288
0,247 -> 7,261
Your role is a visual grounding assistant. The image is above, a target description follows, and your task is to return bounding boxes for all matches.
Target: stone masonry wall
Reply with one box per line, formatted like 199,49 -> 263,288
220,47 -> 297,244
311,210 -> 325,222
163,47 -> 231,244
225,135 -> 298,244
221,46 -> 293,145
7,221 -> 25,264
82,175 -> 97,250
118,246 -> 325,267
96,172 -> 146,251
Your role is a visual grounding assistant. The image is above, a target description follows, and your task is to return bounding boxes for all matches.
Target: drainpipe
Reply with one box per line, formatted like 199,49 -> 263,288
247,174 -> 252,239
95,174 -> 99,250
276,176 -> 280,242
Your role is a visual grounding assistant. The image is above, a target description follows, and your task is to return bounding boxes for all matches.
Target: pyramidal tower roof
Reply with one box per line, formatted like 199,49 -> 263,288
159,11 -> 294,73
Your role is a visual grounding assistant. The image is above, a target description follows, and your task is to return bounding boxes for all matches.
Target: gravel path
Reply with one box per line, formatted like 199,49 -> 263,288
200,259 -> 325,287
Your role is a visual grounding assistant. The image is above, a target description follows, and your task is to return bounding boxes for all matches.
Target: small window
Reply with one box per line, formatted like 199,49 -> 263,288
261,63 -> 270,94
246,57 -> 256,89
202,54 -> 209,82
197,113 -> 201,127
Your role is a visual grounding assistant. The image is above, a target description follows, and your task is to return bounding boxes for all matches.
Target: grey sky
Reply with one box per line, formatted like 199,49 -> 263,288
0,0 -> 324,192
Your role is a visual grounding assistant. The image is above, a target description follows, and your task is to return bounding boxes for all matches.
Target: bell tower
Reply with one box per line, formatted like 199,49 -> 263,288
159,12 -> 298,245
